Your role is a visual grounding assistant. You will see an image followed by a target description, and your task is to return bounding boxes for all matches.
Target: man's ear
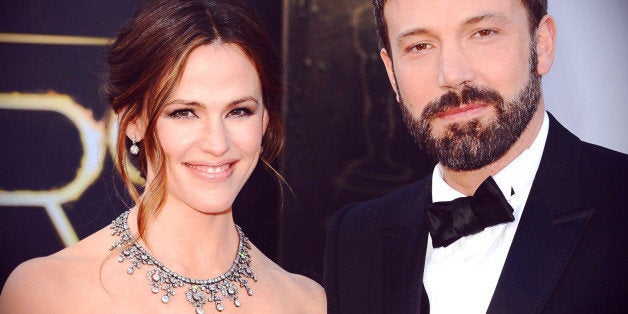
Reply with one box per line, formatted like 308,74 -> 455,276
380,48 -> 400,103
535,15 -> 557,76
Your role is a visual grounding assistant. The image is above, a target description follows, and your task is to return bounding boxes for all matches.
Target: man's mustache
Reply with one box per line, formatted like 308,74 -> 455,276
421,85 -> 505,120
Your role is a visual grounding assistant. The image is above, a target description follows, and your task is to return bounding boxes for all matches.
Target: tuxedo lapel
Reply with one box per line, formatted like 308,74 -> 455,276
488,188 -> 594,312
488,114 -> 594,313
381,179 -> 431,314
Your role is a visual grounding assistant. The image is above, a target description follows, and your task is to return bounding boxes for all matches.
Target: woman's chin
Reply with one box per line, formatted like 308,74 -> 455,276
191,201 -> 235,216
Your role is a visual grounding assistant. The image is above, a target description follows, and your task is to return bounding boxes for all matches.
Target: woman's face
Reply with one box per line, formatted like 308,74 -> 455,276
150,43 -> 267,214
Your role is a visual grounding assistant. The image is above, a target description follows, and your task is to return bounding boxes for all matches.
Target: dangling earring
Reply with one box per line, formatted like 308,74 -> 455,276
130,135 -> 139,155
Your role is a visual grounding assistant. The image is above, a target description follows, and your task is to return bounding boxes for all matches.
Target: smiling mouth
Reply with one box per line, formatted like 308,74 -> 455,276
184,162 -> 233,174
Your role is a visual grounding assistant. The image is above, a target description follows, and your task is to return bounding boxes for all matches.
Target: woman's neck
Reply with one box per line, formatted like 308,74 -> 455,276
127,200 -> 240,279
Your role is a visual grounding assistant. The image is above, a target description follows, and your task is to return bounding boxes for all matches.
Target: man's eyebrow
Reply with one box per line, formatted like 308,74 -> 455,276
396,27 -> 431,47
464,13 -> 511,26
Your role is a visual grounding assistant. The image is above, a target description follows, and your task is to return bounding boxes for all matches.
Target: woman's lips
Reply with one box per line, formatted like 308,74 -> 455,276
184,161 -> 235,180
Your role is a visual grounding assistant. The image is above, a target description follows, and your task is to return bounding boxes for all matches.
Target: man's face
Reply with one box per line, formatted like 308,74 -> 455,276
380,0 -> 548,170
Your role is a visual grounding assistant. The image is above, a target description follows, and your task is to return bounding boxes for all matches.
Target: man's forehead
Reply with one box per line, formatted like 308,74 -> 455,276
383,0 -> 524,33
396,12 -> 511,40
383,0 -> 523,20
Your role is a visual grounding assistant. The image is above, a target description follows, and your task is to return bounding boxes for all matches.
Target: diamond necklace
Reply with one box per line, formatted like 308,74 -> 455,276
109,211 -> 257,313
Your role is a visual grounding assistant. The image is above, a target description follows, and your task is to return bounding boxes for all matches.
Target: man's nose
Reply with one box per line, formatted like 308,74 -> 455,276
437,42 -> 475,91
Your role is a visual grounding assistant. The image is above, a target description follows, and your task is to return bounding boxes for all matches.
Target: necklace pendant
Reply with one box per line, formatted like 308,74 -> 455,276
186,284 -> 208,311
109,211 -> 256,312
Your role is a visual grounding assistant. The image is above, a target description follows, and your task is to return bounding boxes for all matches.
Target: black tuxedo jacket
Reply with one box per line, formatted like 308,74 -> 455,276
324,114 -> 628,313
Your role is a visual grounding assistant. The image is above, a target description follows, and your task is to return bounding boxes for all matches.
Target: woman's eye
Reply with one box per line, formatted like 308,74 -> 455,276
168,109 -> 197,119
227,108 -> 253,118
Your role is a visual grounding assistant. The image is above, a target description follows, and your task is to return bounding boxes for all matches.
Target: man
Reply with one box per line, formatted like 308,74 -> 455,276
323,0 -> 628,313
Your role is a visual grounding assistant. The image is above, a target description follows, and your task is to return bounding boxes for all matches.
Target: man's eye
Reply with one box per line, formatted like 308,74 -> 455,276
410,43 -> 432,52
476,29 -> 496,37
168,109 -> 197,119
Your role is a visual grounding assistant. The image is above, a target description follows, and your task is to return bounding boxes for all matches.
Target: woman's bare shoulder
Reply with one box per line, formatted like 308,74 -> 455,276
284,271 -> 326,313
0,254 -> 79,312
0,226 -> 115,313
253,247 -> 326,313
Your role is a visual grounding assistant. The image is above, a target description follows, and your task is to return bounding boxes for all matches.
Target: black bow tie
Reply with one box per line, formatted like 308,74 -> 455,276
426,177 -> 515,248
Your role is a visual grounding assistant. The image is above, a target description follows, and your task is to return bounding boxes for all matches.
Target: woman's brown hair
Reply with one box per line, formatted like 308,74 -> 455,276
103,0 -> 284,239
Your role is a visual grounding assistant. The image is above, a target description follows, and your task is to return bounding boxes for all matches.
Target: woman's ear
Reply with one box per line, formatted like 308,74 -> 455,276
126,123 -> 142,142
123,111 -> 146,142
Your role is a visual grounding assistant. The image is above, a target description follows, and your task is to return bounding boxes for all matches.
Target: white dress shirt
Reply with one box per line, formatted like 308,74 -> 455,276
423,112 -> 550,313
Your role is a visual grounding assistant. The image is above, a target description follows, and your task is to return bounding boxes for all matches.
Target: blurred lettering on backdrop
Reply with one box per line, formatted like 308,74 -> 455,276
0,91 -> 143,246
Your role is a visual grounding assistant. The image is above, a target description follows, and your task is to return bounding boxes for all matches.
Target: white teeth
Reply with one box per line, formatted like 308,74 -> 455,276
186,163 -> 230,174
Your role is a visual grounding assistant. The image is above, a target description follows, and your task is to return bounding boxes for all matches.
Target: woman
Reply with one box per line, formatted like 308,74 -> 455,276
0,0 -> 325,313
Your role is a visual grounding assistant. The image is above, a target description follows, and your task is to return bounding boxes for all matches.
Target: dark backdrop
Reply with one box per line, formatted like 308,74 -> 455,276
0,0 -> 433,289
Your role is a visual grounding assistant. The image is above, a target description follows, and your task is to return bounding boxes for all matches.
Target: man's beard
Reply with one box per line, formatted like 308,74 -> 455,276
398,50 -> 542,171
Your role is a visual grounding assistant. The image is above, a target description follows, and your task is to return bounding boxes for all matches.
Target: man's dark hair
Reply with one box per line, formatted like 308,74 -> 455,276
372,0 -> 548,53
